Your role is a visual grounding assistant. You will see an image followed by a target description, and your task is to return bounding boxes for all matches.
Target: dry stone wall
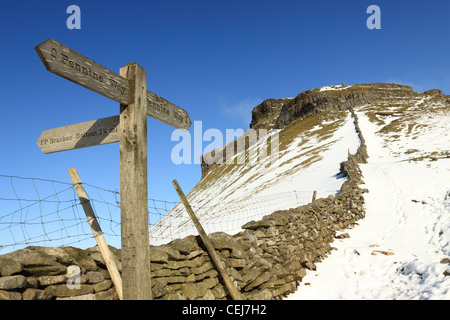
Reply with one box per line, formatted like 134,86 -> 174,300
0,108 -> 367,300
0,246 -> 120,300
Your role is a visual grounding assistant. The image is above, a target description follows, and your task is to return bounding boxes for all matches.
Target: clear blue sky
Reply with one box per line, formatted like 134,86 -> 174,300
1,0 -> 449,203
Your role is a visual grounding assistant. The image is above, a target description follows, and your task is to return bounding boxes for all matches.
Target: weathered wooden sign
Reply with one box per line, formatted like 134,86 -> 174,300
146,91 -> 191,130
35,38 -> 192,300
35,38 -> 191,131
37,115 -> 120,154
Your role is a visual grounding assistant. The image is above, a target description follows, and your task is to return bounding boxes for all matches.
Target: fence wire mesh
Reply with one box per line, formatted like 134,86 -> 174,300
0,174 -> 337,254
149,190 -> 314,245
0,174 -> 120,253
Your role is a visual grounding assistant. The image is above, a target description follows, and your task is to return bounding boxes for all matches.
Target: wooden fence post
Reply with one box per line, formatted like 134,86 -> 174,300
68,167 -> 123,300
172,179 -> 243,300
312,190 -> 317,202
119,62 -> 152,300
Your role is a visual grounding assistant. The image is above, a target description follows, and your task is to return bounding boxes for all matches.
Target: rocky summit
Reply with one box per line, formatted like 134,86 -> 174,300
200,82 -> 449,177
250,83 -> 448,130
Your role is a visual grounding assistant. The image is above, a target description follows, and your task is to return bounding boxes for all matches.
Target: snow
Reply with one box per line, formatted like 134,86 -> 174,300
318,84 -> 352,92
286,106 -> 450,300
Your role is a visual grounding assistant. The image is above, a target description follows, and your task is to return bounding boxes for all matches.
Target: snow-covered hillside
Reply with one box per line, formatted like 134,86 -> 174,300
150,84 -> 450,299
287,99 -> 450,299
150,111 -> 360,245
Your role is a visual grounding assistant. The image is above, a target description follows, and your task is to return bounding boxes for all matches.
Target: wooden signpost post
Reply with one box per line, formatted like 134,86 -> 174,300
35,39 -> 191,300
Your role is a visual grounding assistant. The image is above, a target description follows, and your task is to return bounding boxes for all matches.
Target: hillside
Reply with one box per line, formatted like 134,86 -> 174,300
288,86 -> 450,299
150,83 -> 450,299
151,100 -> 361,244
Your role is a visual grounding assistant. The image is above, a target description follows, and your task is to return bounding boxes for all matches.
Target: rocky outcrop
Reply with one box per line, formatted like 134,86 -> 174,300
202,83 -> 431,178
424,89 -> 445,96
249,98 -> 293,131
250,83 -> 420,130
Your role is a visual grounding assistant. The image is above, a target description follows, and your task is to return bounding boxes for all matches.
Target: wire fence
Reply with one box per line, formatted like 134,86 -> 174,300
0,175 -> 114,253
0,174 -> 337,254
149,190 -> 316,245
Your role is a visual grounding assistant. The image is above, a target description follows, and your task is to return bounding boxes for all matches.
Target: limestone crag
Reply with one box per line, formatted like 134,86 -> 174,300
250,83 -> 429,130
201,83 -> 450,178
200,83 -> 422,178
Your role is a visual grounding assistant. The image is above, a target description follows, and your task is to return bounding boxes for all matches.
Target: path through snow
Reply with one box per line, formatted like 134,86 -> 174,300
286,109 -> 450,300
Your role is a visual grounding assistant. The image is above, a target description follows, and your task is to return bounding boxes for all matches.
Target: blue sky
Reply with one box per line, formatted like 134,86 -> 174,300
1,0 -> 450,204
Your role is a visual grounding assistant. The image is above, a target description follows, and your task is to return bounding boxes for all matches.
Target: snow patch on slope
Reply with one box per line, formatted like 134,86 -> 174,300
318,84 -> 352,92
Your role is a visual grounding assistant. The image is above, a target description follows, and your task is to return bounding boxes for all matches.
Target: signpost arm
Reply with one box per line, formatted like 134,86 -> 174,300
119,62 -> 152,300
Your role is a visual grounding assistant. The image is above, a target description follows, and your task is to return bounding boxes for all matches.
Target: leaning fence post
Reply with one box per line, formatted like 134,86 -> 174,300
68,167 -> 123,300
172,179 -> 243,300
312,190 -> 317,202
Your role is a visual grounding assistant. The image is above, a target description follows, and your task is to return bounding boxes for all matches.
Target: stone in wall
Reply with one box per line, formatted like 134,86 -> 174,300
0,245 -> 119,300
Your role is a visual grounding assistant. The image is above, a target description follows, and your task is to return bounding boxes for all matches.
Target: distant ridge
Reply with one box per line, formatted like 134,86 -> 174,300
201,83 -> 449,178
250,83 -> 447,130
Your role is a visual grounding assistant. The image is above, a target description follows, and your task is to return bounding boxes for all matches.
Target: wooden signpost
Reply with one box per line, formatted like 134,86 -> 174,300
35,39 -> 191,300
35,39 -> 191,131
